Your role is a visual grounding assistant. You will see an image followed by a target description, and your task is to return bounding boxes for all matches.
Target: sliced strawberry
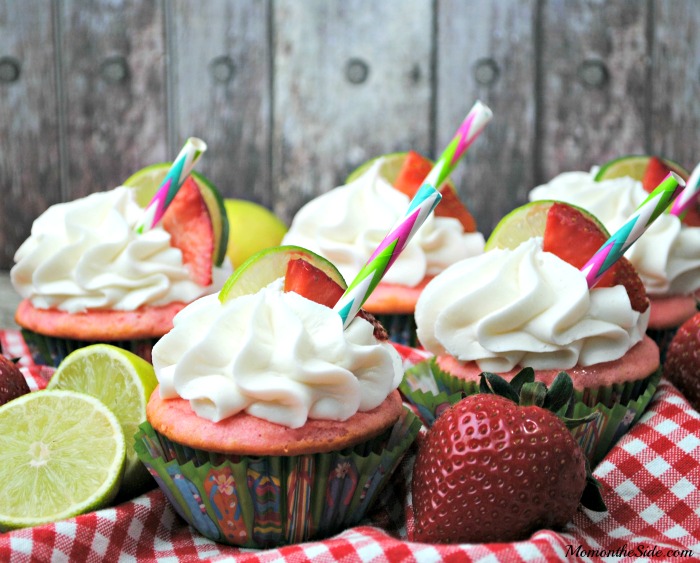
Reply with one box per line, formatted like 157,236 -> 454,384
393,150 -> 433,197
641,156 -> 672,193
284,258 -> 344,308
393,150 -> 477,232
435,187 -> 478,232
284,258 -> 388,340
162,177 -> 215,286
543,202 -> 649,313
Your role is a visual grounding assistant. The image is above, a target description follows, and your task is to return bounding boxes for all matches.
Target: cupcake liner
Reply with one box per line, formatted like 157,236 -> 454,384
134,408 -> 421,548
400,357 -> 661,466
372,314 -> 417,347
21,328 -> 158,367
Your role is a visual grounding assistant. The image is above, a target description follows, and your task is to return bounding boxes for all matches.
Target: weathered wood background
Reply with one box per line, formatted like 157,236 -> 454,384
1,0 -> 699,273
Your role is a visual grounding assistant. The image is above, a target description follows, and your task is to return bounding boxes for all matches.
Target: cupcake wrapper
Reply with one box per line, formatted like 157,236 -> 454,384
134,408 -> 421,549
21,328 -> 158,367
399,357 -> 661,466
372,314 -> 417,347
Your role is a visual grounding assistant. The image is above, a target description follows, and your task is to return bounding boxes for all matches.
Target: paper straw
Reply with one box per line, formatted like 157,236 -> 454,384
669,161 -> 700,218
135,137 -> 207,233
333,101 -> 493,328
581,172 -> 685,288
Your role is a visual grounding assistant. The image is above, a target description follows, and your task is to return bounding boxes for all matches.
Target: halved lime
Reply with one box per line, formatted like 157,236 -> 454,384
594,155 -> 688,182
123,163 -> 229,266
219,245 -> 346,303
485,200 -> 608,251
0,390 -> 125,530
47,344 -> 158,498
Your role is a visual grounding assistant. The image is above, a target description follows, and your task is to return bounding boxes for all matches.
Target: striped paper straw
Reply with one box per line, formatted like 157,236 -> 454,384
670,161 -> 700,218
581,172 -> 685,288
334,101 -> 493,328
135,137 -> 207,233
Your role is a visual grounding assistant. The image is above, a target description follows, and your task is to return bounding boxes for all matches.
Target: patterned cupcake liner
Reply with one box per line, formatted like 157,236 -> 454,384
372,313 -> 418,347
134,408 -> 421,549
21,328 -> 158,367
399,357 -> 661,467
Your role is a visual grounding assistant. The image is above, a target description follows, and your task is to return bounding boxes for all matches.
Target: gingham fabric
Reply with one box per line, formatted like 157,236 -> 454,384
1,330 -> 699,562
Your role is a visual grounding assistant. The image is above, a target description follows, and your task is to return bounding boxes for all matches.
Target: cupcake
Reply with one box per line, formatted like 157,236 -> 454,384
405,224 -> 660,466
134,249 -> 420,548
11,176 -> 231,366
282,151 -> 484,345
528,168 -> 700,359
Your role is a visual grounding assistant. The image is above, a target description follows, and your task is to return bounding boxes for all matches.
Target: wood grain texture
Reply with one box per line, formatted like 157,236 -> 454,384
436,0 -> 537,235
272,0 -> 433,223
58,0 -> 168,199
538,0 -> 649,180
0,1 -> 61,270
168,0 -> 272,205
649,0 -> 700,171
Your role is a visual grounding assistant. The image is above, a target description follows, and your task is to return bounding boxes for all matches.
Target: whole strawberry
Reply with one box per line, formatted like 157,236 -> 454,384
0,355 -> 30,406
664,312 -> 700,411
411,371 -> 604,544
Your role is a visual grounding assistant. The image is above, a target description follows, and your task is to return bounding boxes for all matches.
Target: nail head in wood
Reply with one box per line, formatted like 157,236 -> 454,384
473,58 -> 499,86
100,56 -> 129,84
0,57 -> 21,83
345,58 -> 369,84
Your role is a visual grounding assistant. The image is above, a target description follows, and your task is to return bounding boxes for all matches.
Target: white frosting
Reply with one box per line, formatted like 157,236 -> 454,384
153,280 -> 403,428
529,171 -> 700,296
415,238 -> 649,372
282,158 -> 484,287
11,187 -> 230,313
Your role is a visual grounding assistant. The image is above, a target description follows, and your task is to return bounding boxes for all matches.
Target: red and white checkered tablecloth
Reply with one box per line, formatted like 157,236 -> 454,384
1,330 -> 699,562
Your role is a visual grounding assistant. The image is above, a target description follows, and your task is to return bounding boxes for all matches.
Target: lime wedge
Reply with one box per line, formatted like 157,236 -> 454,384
346,152 -> 408,184
0,390 -> 125,530
594,155 -> 688,182
219,245 -> 346,303
48,344 -> 158,498
123,163 -> 229,267
485,200 -> 608,251
224,199 -> 288,268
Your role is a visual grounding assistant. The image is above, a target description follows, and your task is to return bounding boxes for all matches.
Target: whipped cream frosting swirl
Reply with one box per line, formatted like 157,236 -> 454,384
153,280 -> 403,428
415,238 -> 650,372
282,158 -> 484,286
529,171 -> 700,296
11,187 -> 229,313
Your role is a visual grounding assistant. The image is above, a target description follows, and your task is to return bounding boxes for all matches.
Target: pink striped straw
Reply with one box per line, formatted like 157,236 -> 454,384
135,137 -> 207,233
334,101 -> 493,328
581,172 -> 685,288
670,161 -> 700,218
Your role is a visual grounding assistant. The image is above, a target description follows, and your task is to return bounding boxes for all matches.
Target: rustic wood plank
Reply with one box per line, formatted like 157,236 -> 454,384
538,0 -> 649,180
436,0 -> 537,235
650,0 -> 700,171
272,0 -> 433,223
59,0 -> 168,199
168,0 -> 272,205
0,1 -> 61,270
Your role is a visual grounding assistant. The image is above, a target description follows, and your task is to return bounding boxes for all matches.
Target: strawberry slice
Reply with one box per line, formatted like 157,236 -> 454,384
284,258 -> 344,308
543,202 -> 648,313
393,151 -> 477,232
641,156 -> 671,193
284,258 -> 388,340
162,177 -> 215,286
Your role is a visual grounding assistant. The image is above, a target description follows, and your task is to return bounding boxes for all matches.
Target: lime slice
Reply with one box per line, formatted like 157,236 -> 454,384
123,163 -> 229,266
0,390 -> 125,530
346,152 -> 408,184
345,151 -> 456,189
485,200 -> 608,251
219,245 -> 346,303
594,155 -> 688,182
47,344 -> 158,498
